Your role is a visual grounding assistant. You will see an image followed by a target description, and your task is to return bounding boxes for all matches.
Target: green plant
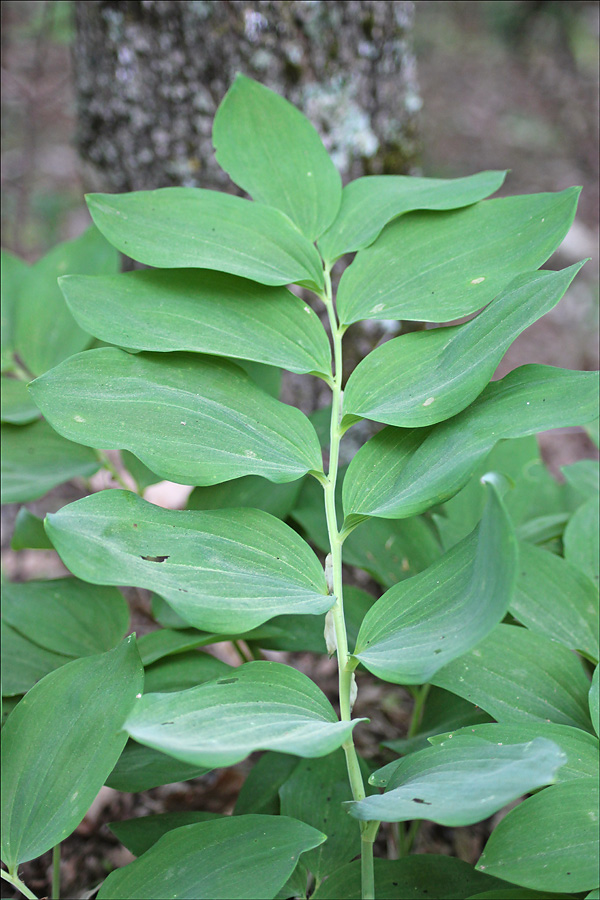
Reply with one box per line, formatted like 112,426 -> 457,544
1,75 -> 599,900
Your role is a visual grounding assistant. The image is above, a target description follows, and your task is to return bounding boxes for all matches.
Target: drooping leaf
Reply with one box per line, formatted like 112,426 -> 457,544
60,269 -> 332,377
343,365 -> 599,521
510,541 -> 599,660
234,752 -> 300,817
97,815 -> 326,900
86,188 -> 324,290
213,74 -> 341,241
347,736 -> 565,824
318,169 -> 507,264
109,811 -> 223,857
476,780 -> 600,893
46,491 -> 331,634
0,376 -> 40,424
354,481 -> 517,683
431,624 -> 593,731
30,348 -> 323,486
187,474 -> 303,521
1,637 -> 143,868
1,248 -> 28,372
343,264 -> 584,428
105,740 -> 208,793
2,579 -> 129,659
143,651 -> 232,694
1,622 -> 70,696
125,661 -> 363,769
337,188 -> 580,325
1,419 -> 99,505
10,508 -> 53,550
564,495 -> 600,589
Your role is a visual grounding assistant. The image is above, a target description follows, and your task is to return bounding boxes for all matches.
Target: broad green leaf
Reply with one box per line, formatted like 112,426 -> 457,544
2,578 -> 129,659
586,892 -> 600,900
30,349 -> 323,486
109,811 -> 223,857
564,495 -> 600,588
477,780 -> 600,893
0,376 -> 40,424
279,748 -> 364,880
312,855 -> 511,899
213,74 -> 341,241
468,892 -> 575,899
86,188 -> 324,290
150,595 -> 199,630
136,628 -> 214,666
1,248 -> 28,372
343,365 -> 599,521
143,651 -> 232,694
119,450 -> 162,493
585,417 -> 600,448
343,265 -> 584,428
14,226 -> 120,376
97,815 -> 325,900
347,736 -> 565,824
562,459 -> 599,498
238,359 -> 282,398
60,269 -> 332,377
125,661 -> 363,768
1,637 -> 143,867
432,624 -> 593,731
105,740 -> 208,792
188,474 -> 303,521
1,622 -> 70,696
234,752 -> 299,817
10,508 -> 53,550
354,482 -> 517,683
1,419 -> 99,504
590,667 -> 599,737
46,491 -> 331,634
337,188 -> 580,325
510,541 -> 599,660
319,169 -> 507,264
428,723 -> 599,783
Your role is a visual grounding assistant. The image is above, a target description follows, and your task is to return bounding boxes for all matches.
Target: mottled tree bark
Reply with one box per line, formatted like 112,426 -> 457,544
72,0 -> 421,192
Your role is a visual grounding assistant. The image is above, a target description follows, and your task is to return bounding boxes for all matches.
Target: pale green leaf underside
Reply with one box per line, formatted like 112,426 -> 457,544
1,638 -> 143,868
348,736 -> 565,825
125,661 -> 362,768
354,483 -> 517,683
432,623 -> 593,731
319,169 -> 507,264
343,264 -> 584,428
337,188 -> 580,325
30,349 -> 323,487
477,780 -> 600,893
86,188 -> 324,290
213,74 -> 341,242
0,376 -> 40,425
97,815 -> 326,900
343,365 -> 599,520
60,269 -> 332,377
45,490 -> 331,634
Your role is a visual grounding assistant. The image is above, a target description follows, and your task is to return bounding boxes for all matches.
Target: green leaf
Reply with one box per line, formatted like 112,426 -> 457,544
279,748 -> 361,880
564,495 -> 599,589
354,481 -> 517,683
46,491 -> 331,634
234,751 -> 300,816
347,736 -> 565,824
432,624 -> 593,731
1,622 -> 70,696
343,264 -> 584,428
97,815 -> 325,900
213,74 -> 341,242
60,269 -> 332,377
14,226 -> 120,376
109,811 -> 223,857
343,365 -> 599,520
1,637 -> 143,867
136,628 -> 214,666
125,661 -> 363,769
30,349 -> 323,486
562,459 -> 600,498
143,651 -> 232,694
510,541 -> 599,660
10,508 -> 53,550
86,188 -> 324,290
188,474 -> 303,521
238,359 -> 282,398
1,419 -> 99,504
311,854 -> 513,899
0,376 -> 40,424
1,248 -> 28,372
2,578 -> 129,659
428,722 -> 599,783
468,892 -> 576,899
319,169 -> 507,264
119,450 -> 162,493
477,780 -> 600,893
590,666 -> 599,737
105,740 -> 208,792
337,188 -> 580,325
